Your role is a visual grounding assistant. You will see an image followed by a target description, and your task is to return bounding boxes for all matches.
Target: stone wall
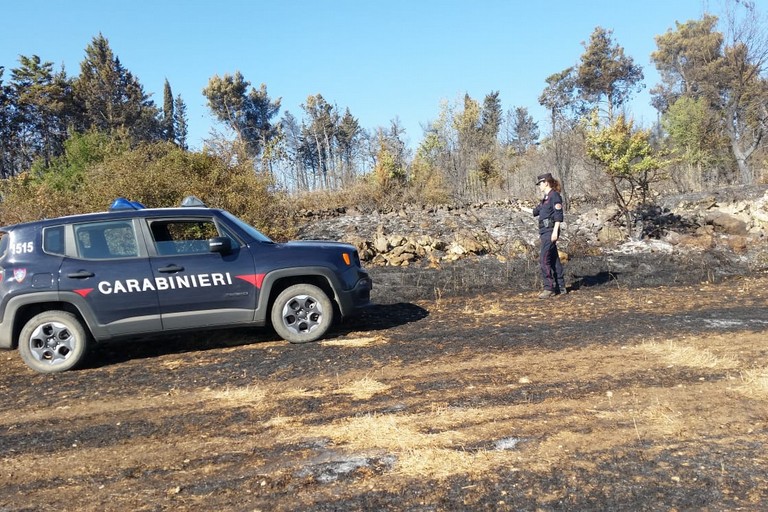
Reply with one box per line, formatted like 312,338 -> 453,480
296,186 -> 768,271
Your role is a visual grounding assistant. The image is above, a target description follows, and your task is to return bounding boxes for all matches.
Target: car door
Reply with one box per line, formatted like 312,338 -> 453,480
144,216 -> 258,330
58,219 -> 162,336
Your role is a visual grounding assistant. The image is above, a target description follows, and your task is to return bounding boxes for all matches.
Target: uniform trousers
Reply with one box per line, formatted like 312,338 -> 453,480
539,231 -> 565,293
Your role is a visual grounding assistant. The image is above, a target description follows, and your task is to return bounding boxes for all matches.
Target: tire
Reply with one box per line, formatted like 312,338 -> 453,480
18,311 -> 89,373
270,284 -> 334,344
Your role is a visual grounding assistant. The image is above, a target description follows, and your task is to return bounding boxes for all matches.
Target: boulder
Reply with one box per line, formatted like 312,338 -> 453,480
678,233 -> 714,250
451,229 -> 498,255
705,212 -> 748,236
725,235 -> 748,253
597,225 -> 625,244
373,233 -> 390,253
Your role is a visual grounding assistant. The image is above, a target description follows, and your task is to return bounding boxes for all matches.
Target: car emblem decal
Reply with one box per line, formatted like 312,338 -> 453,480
74,288 -> 94,297
13,268 -> 27,283
236,274 -> 266,289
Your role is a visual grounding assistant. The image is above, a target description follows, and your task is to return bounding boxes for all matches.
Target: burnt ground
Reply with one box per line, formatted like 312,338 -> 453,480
1,253 -> 767,511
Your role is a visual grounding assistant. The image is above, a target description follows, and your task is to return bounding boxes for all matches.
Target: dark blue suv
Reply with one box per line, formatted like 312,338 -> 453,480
0,198 -> 372,373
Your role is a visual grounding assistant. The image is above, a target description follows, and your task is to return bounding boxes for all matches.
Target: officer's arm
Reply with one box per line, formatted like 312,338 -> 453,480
552,196 -> 564,241
552,197 -> 564,222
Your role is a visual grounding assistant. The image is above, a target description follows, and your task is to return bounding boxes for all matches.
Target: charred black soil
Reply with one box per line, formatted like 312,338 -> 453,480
1,256 -> 767,511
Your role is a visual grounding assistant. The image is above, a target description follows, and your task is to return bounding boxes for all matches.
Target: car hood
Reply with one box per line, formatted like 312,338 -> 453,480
281,240 -> 356,251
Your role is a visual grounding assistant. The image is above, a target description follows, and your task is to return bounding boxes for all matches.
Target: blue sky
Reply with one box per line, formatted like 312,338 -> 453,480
1,0 -> 718,150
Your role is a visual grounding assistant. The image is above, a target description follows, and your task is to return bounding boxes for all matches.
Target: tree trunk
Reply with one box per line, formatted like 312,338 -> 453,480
725,105 -> 762,185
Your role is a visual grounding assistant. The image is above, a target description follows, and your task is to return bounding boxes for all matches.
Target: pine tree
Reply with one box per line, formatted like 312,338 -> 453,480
73,33 -> 160,141
577,27 -> 644,120
173,94 -> 188,150
0,56 -> 73,176
336,108 -> 361,185
508,107 -> 539,155
479,91 -> 502,148
202,72 -> 281,164
0,66 -> 15,177
301,94 -> 337,187
162,79 -> 175,143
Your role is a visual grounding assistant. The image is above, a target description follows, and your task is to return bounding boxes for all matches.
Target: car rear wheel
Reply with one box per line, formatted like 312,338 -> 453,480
18,311 -> 89,373
271,284 -> 334,344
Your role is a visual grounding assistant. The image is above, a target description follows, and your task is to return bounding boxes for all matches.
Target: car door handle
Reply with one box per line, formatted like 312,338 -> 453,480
158,264 -> 184,273
67,271 -> 95,279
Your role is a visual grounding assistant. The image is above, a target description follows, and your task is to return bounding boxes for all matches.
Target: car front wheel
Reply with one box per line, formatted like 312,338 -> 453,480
18,311 -> 89,373
271,284 -> 334,344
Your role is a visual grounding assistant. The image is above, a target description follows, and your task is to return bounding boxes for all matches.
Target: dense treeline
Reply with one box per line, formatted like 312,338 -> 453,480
0,35 -> 189,178
0,2 -> 766,238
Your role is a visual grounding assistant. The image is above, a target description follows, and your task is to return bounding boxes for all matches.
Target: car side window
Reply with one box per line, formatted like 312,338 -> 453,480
43,226 -> 66,256
75,221 -> 138,259
150,219 -> 235,255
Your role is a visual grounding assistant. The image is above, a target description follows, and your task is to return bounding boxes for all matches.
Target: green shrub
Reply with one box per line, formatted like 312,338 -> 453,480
0,137 -> 296,241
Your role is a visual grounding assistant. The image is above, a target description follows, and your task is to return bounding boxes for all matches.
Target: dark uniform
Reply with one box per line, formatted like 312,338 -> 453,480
533,187 -> 566,295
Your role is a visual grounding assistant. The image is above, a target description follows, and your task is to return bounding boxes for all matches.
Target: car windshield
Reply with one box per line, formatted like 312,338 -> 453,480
222,211 -> 273,243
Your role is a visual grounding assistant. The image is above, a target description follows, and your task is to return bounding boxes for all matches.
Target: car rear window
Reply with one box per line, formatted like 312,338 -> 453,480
0,231 -> 7,259
43,226 -> 66,256
75,221 -> 138,259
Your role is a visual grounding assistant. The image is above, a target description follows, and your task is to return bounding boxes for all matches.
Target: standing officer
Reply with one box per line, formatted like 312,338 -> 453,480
532,173 -> 567,298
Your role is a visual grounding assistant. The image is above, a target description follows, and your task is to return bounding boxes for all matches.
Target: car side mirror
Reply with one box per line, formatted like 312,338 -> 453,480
209,237 -> 232,254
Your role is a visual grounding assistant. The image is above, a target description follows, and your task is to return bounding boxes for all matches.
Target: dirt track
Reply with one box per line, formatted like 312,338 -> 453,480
1,263 -> 767,511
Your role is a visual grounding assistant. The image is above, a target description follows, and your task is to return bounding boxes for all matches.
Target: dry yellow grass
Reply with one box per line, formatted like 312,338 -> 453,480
206,385 -> 268,405
334,377 -> 391,399
321,336 -> 386,347
298,412 -> 512,479
739,368 -> 768,395
640,340 -> 736,369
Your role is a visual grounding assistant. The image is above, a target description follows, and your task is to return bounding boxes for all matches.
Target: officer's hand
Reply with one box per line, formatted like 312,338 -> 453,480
551,232 -> 559,242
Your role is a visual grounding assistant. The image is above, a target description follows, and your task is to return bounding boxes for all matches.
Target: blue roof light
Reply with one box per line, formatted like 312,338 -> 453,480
109,198 -> 146,210
181,195 -> 207,207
